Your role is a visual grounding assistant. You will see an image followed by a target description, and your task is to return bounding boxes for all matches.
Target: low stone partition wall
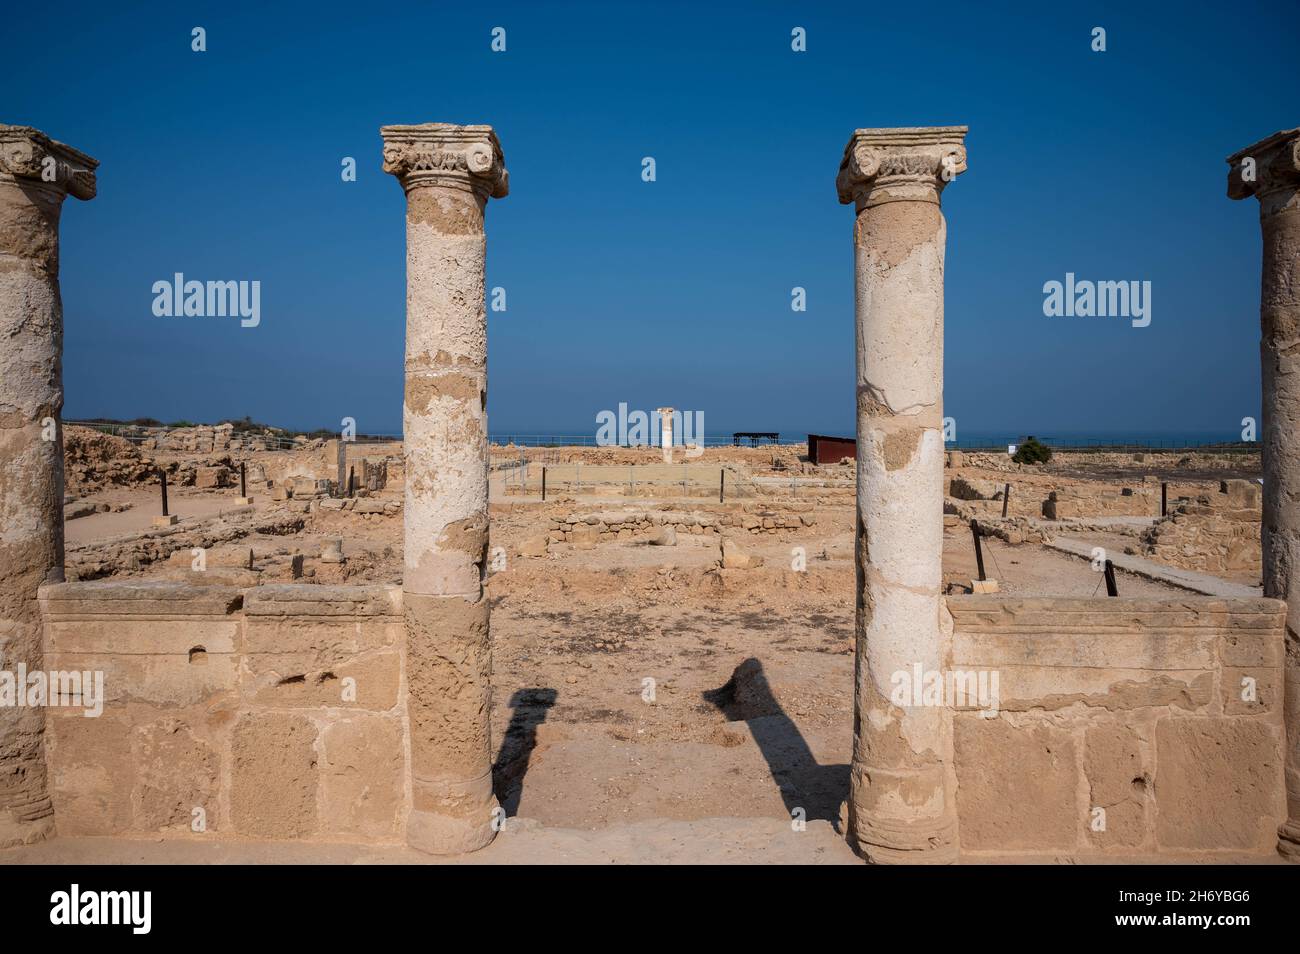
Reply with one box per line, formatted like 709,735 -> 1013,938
502,462 -> 759,498
38,582 -> 406,843
1042,486 -> 1157,519
946,596 -> 1285,858
550,505 -> 816,543
1139,480 -> 1263,577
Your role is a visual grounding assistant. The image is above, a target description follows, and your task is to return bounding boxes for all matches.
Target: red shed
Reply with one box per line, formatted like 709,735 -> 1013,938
808,434 -> 856,464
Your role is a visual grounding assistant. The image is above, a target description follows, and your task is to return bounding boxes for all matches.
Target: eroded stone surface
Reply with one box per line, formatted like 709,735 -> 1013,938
231,711 -> 319,838
1227,128 -> 1300,859
0,125 -> 97,848
955,717 -> 1077,852
841,125 -> 967,864
321,714 -> 404,840
382,122 -> 506,854
1155,718 -> 1283,852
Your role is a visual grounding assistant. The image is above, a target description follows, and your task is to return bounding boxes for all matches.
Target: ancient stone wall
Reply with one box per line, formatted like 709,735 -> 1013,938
33,585 -> 1288,855
39,582 -> 406,842
548,505 -> 816,543
1042,486 -> 1158,519
1140,479 -> 1263,577
947,596 -> 1285,857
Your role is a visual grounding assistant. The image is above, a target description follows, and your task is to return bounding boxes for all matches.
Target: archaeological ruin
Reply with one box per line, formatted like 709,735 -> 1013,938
0,119 -> 1297,866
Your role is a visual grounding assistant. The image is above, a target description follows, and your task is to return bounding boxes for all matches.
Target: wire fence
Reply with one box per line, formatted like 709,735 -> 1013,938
495,461 -> 744,497
66,421 -> 403,452
949,437 -> 1258,454
67,421 -> 1260,455
486,434 -> 803,448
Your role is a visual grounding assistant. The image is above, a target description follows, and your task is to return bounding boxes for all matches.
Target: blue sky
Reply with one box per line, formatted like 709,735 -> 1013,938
6,1 -> 1296,439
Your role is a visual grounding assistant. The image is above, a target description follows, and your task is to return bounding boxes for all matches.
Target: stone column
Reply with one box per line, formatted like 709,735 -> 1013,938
837,126 -> 967,864
1228,128 -> 1300,861
658,407 -> 673,463
381,123 -> 507,854
0,125 -> 97,848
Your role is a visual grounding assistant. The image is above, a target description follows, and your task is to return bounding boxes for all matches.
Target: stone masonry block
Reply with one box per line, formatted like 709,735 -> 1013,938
231,711 -> 320,838
955,716 -> 1078,851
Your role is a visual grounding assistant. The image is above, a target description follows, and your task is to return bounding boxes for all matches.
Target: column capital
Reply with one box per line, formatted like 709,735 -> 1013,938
380,123 -> 508,199
1227,127 -> 1300,211
0,124 -> 98,201
837,126 -> 968,210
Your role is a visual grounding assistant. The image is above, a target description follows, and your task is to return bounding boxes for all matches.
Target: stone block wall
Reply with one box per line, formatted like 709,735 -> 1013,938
1042,486 -> 1158,519
947,596 -> 1285,858
33,584 -> 1287,856
39,581 -> 407,843
946,476 -> 1160,521
1139,480 -> 1263,577
502,462 -> 758,498
549,505 -> 816,543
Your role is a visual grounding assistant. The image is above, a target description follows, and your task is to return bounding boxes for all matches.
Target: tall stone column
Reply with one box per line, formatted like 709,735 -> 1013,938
0,125 -> 97,848
658,407 -> 673,463
381,123 -> 507,854
1228,128 -> 1300,861
837,126 -> 967,864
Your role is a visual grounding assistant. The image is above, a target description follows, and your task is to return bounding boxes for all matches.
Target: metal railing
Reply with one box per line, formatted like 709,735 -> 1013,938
947,437 -> 1258,454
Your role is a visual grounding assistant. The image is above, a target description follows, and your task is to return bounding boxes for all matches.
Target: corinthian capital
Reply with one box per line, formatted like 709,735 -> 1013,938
1227,127 -> 1300,213
0,124 -> 98,200
380,123 -> 508,199
837,126 -> 968,210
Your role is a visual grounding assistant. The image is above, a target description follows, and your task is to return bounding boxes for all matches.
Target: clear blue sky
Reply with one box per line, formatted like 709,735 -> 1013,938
6,1 -> 1296,440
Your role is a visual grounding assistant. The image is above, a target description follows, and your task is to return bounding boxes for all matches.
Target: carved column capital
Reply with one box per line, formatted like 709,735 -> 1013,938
837,126 -> 968,210
1227,128 -> 1300,214
0,124 -> 98,201
380,124 -> 508,199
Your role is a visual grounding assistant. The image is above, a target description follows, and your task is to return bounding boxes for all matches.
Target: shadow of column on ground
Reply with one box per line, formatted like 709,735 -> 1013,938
492,687 -> 558,817
704,657 -> 849,831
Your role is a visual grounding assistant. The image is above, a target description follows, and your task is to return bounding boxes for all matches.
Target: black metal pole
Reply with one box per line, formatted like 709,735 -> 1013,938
240,461 -> 247,497
542,466 -> 547,501
970,519 -> 986,582
1103,559 -> 1119,597
1161,482 -> 1167,517
160,469 -> 169,517
1001,482 -> 1010,518
720,468 -> 725,503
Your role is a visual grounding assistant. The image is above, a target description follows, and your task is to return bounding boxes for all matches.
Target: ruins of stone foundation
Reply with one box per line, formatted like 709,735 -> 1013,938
2,120 -> 1298,864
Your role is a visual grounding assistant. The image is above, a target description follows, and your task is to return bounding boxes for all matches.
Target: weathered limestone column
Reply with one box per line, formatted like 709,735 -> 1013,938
381,124 -> 507,854
658,407 -> 673,463
1228,128 -> 1300,861
0,125 -> 96,848
837,126 -> 967,864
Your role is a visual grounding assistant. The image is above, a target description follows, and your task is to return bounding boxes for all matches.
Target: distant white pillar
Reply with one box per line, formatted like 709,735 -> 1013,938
0,125 -> 97,849
1228,127 -> 1300,861
381,122 -> 507,854
837,125 -> 968,864
658,407 -> 674,463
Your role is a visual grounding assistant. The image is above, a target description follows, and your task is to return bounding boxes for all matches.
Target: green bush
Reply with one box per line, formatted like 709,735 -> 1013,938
1012,436 -> 1052,465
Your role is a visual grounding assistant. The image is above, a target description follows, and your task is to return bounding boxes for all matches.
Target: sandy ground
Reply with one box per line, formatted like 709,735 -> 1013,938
64,489 -> 249,545
5,826 -> 1281,865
